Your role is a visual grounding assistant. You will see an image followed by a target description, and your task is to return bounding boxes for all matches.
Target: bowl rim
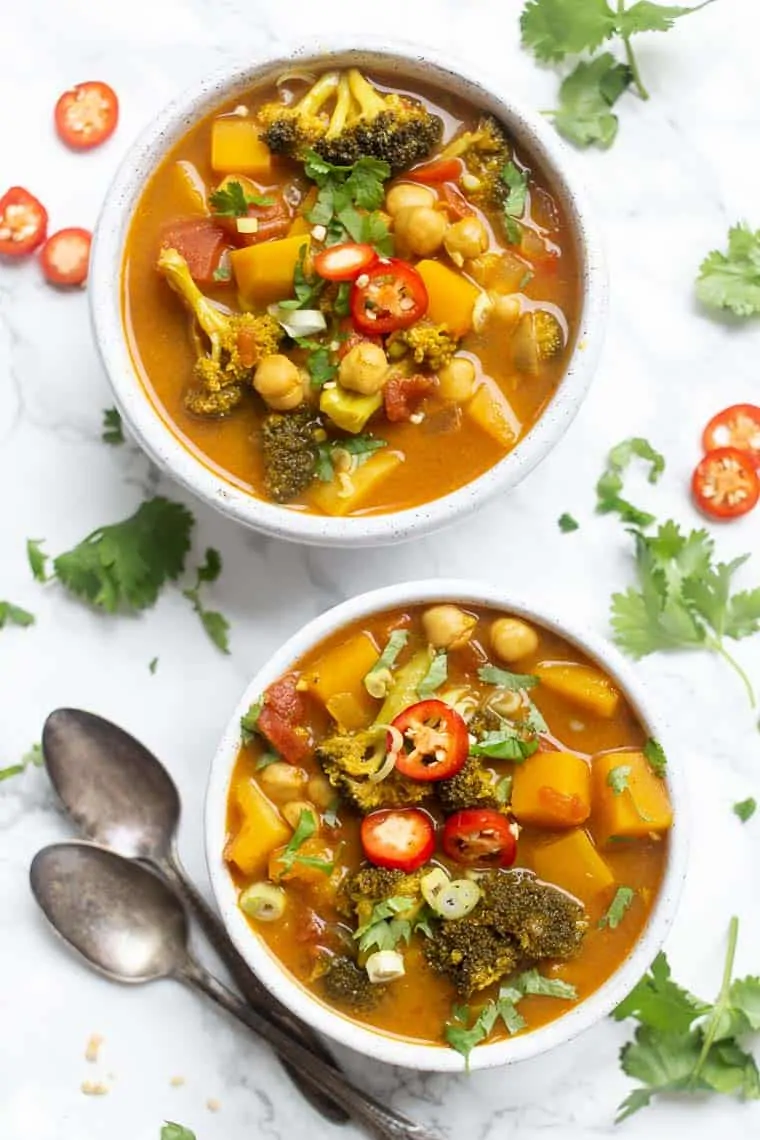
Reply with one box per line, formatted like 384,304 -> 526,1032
89,34 -> 608,547
205,578 -> 689,1072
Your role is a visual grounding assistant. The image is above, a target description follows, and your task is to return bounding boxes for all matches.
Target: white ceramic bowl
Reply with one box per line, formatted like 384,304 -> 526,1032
205,579 -> 688,1072
90,36 -> 607,547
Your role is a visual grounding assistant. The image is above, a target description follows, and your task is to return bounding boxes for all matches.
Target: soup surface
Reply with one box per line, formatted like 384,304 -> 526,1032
225,604 -> 672,1059
124,68 -> 581,516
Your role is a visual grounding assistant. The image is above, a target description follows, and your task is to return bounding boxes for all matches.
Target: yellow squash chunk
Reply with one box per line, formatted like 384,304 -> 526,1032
309,451 -> 403,517
534,661 -> 621,719
225,779 -> 291,877
326,693 -> 375,731
288,215 -> 312,237
416,259 -> 479,337
173,160 -> 208,215
512,750 -> 591,829
466,380 -> 521,448
231,234 -> 310,308
304,631 -> 380,729
319,384 -> 383,434
591,750 -> 673,848
532,829 -> 615,904
211,118 -> 273,180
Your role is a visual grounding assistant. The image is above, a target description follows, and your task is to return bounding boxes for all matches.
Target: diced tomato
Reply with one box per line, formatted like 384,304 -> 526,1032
408,158 -> 463,184
350,258 -> 428,335
439,183 -> 475,220
390,700 -> 468,781
691,448 -> 760,520
361,808 -> 436,873
0,187 -> 48,257
160,218 -> 230,284
54,82 -> 119,150
257,674 -> 312,765
441,809 -> 518,868
384,373 -> 437,423
702,405 -> 760,468
313,242 -> 377,281
219,191 -> 292,247
40,228 -> 92,287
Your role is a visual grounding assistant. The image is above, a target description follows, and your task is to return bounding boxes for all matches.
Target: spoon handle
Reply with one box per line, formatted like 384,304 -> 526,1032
159,849 -> 349,1125
180,958 -> 441,1140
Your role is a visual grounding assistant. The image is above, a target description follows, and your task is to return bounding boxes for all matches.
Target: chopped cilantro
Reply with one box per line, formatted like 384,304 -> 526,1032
478,664 -> 539,690
733,798 -> 756,823
102,407 -> 124,445
240,697 -> 263,743
0,601 -> 34,630
209,179 -> 274,216
596,437 -> 665,526
607,764 -> 632,796
315,435 -> 387,482
501,162 -> 529,244
643,738 -> 668,777
182,547 -> 230,654
599,886 -> 635,929
558,512 -> 579,532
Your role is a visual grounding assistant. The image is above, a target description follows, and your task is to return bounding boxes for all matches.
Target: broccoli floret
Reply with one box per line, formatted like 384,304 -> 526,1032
260,408 -> 323,502
481,869 -> 587,960
532,311 -> 564,360
322,955 -> 383,1010
386,321 -> 459,372
157,247 -> 284,417
512,310 -> 565,375
440,115 -> 511,212
317,730 -> 433,814
436,756 -> 501,813
340,866 -> 423,926
424,918 -> 519,997
259,69 -> 442,173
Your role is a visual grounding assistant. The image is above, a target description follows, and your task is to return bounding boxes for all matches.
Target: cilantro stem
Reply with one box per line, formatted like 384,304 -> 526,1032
691,916 -> 740,1087
710,639 -> 756,708
617,0 -> 649,100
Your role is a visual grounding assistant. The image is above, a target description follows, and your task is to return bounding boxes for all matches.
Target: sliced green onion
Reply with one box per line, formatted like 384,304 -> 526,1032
239,882 -> 287,922
432,879 -> 482,920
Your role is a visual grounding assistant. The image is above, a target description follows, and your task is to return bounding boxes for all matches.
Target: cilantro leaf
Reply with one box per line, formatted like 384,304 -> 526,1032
607,764 -> 631,795
470,729 -> 539,762
355,895 -> 419,954
240,697 -> 263,743
0,601 -> 34,630
102,407 -> 124,445
520,0 -> 617,62
724,588 -> 760,639
729,977 -> 760,1029
697,224 -> 760,318
161,1125 -> 196,1140
598,885 -> 635,929
209,180 -> 273,216
182,548 -> 230,654
304,151 -> 392,251
478,664 -> 539,690
596,437 -> 665,524
501,162 -> 529,243
445,1003 -> 500,1067
274,809 -> 318,876
643,738 -> 667,777
255,751 -> 280,770
619,0 -> 715,37
558,512 -> 579,532
617,1025 -> 704,1120
551,55 -> 632,149
515,969 -> 577,999
27,539 -> 49,582
614,951 -> 707,1033
418,651 -> 448,698
149,657 -> 159,674
0,742 -> 43,784
365,629 -> 409,697
315,435 -> 387,482
733,798 -> 756,823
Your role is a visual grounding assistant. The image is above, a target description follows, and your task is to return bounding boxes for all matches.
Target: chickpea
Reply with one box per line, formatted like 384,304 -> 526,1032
282,799 -> 319,830
385,182 -> 436,216
259,762 -> 307,799
253,354 -> 304,411
490,617 -> 539,663
394,206 -> 447,257
338,342 -> 389,395
438,357 -> 476,403
444,217 -> 489,267
492,292 -> 522,329
307,773 -> 335,809
422,604 -> 477,651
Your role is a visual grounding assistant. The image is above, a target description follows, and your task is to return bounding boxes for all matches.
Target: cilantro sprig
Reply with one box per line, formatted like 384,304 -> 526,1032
0,742 -> 43,784
182,547 -> 231,654
614,918 -> 760,1119
596,437 -> 665,526
102,407 -> 124,445
209,179 -> 274,216
696,223 -> 760,318
161,1125 -> 196,1140
274,809 -> 333,877
734,798 -> 756,823
304,151 -> 394,255
0,601 -> 34,630
598,885 -> 635,929
354,895 -> 426,955
501,162 -> 529,244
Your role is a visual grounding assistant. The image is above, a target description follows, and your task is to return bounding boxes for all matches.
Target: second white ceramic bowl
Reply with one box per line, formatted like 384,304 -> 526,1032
90,36 -> 607,547
205,579 -> 687,1071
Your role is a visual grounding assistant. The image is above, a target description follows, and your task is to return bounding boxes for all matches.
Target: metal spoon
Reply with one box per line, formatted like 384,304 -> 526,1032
31,842 -> 440,1140
41,707 -> 347,1124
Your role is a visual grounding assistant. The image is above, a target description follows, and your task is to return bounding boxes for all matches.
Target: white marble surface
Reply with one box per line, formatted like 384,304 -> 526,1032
3,1 -> 760,1137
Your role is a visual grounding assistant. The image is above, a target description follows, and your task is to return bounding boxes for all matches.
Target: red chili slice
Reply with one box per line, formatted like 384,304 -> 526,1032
257,674 -> 312,765
408,158 -> 463,184
442,809 -> 518,868
384,373 -> 437,423
390,700 -> 468,782
0,187 -> 48,257
439,183 -> 475,220
691,447 -> 760,520
55,82 -> 119,150
40,228 -> 92,287
160,219 -> 230,284
350,257 -> 428,335
361,808 -> 436,873
702,405 -> 760,468
313,242 -> 377,282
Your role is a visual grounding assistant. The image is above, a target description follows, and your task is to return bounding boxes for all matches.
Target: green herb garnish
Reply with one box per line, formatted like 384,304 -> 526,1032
596,437 -> 665,525
209,179 -> 274,216
0,742 -> 43,784
303,151 -> 394,254
599,886 -> 635,929
161,1125 -> 196,1140
182,547 -> 230,654
417,651 -> 448,698
734,798 -> 756,823
558,512 -> 580,533
240,696 -> 264,743
607,764 -> 632,796
275,809 -> 332,876
643,738 -> 668,777
149,657 -> 158,675
102,407 -> 124,445
0,601 -> 34,630
364,629 -> 409,697
478,664 -> 539,690
501,162 -> 529,243
354,895 -> 419,954
696,224 -> 760,318
470,729 -> 539,762
315,435 -> 388,482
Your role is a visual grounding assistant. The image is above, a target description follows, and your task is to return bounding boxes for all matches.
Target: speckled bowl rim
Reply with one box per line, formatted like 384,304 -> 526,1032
89,35 -> 607,548
205,579 -> 688,1071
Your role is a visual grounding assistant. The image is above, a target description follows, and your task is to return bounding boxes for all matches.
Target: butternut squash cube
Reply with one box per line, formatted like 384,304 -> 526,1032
231,234 -> 309,308
173,160 -> 208,215
287,215 -> 312,237
512,750 -> 591,829
466,380 -> 521,448
416,259 -> 479,337
532,829 -> 615,904
211,118 -> 273,180
591,750 -> 673,848
304,631 -> 380,730
225,779 -> 290,876
269,837 -> 336,886
309,451 -> 403,516
534,661 -> 621,719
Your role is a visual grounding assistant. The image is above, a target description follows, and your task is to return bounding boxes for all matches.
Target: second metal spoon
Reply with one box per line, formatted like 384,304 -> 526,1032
41,707 -> 347,1123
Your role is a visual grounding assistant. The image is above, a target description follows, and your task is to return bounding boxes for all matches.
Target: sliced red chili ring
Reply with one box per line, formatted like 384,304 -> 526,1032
408,158 -> 463,184
40,228 -> 92,287
0,187 -> 48,257
361,808 -> 436,873
441,808 -> 518,868
702,405 -> 760,468
390,699 -> 468,782
55,81 -> 119,150
313,242 -> 377,282
691,447 -> 760,520
350,257 -> 428,335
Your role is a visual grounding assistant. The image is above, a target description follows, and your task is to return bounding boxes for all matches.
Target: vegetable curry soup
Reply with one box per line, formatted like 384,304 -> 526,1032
124,67 -> 581,517
225,604 -> 672,1060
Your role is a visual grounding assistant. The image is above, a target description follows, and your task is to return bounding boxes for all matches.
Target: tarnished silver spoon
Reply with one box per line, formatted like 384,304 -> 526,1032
42,707 -> 347,1124
30,843 -> 440,1140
